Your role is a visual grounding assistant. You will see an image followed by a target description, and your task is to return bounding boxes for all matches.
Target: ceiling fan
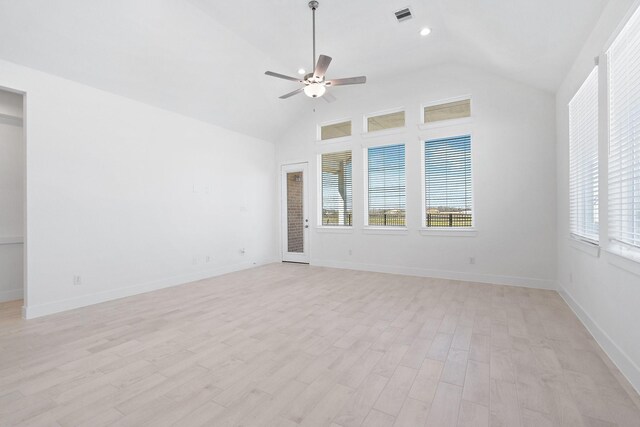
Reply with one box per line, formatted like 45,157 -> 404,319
264,0 -> 366,102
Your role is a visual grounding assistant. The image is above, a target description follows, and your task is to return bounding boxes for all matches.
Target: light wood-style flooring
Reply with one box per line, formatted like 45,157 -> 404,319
0,263 -> 639,426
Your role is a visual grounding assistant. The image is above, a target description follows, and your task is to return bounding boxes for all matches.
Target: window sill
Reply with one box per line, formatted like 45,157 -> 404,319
360,127 -> 408,139
315,226 -> 354,234
605,245 -> 640,276
569,236 -> 600,257
419,228 -> 477,237
0,236 -> 23,245
315,135 -> 352,145
418,117 -> 473,131
362,227 -> 409,235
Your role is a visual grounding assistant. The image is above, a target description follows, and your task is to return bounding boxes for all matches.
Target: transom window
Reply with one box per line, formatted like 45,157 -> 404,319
320,120 -> 351,141
366,110 -> 405,133
424,99 -> 471,124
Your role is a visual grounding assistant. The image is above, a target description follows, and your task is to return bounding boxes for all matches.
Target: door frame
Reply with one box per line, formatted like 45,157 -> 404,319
0,84 -> 28,316
280,162 -> 310,263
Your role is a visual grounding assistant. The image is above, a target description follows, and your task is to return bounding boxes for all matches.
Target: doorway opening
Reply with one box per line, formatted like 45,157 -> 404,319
0,87 -> 25,308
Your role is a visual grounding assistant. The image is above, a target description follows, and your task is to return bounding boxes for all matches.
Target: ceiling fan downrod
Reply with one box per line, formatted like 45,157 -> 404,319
309,1 -> 319,72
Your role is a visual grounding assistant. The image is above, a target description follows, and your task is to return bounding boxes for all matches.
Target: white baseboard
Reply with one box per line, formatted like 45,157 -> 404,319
0,288 -> 23,303
24,258 -> 279,319
311,259 -> 556,290
558,283 -> 640,395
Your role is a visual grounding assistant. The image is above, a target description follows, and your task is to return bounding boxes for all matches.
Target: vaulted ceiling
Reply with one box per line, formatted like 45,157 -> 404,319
0,0 -> 608,141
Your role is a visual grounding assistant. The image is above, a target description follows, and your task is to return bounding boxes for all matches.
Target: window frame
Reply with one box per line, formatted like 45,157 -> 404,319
419,95 -> 473,130
362,141 -> 408,231
317,118 -> 353,144
362,106 -> 407,137
316,149 -> 354,229
419,125 -> 476,237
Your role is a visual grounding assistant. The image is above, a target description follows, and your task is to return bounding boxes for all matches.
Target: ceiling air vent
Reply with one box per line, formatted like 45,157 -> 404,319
394,7 -> 412,23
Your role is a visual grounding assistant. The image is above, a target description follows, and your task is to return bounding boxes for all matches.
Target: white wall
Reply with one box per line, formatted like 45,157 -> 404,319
276,63 -> 557,289
556,0 -> 640,393
0,59 -> 279,318
0,89 -> 24,302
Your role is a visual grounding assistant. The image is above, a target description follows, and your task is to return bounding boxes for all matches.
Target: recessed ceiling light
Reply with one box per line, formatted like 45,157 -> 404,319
297,68 -> 306,75
420,27 -> 432,37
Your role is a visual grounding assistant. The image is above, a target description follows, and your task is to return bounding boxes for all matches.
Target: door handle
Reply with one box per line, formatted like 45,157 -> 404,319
304,225 -> 309,229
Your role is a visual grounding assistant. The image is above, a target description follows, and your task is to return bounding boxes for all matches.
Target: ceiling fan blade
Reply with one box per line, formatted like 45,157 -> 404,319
279,87 -> 304,99
265,71 -> 303,82
326,76 -> 367,86
323,91 -> 337,103
314,55 -> 332,79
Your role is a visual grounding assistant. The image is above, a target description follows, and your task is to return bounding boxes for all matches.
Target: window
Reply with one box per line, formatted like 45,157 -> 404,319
366,110 -> 405,133
608,7 -> 640,249
569,67 -> 599,243
424,135 -> 472,227
424,99 -> 471,124
320,120 -> 351,141
367,144 -> 406,226
321,151 -> 352,226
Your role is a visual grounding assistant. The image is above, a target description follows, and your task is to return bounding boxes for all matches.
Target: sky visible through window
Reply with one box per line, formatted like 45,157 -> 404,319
425,135 -> 472,213
368,144 -> 406,214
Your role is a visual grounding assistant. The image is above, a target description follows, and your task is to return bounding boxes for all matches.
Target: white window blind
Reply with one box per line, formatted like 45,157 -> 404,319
608,7 -> 640,249
569,67 -> 599,243
321,151 -> 352,226
367,144 -> 406,226
424,135 -> 472,227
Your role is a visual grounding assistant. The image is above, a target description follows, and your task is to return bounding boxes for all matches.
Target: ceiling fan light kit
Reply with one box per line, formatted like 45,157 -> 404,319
264,0 -> 367,101
304,83 -> 326,98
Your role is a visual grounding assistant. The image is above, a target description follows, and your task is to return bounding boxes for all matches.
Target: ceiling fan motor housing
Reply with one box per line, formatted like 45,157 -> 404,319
304,72 -> 322,84
309,1 -> 319,10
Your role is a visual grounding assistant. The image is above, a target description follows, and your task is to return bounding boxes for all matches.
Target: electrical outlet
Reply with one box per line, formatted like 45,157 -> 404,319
240,248 -> 246,255
348,249 -> 352,256
469,257 -> 476,265
206,255 -> 211,263
73,275 -> 81,286
192,256 -> 197,265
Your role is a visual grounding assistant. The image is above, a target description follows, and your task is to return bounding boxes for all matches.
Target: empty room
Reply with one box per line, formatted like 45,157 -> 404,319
1,0 -> 640,426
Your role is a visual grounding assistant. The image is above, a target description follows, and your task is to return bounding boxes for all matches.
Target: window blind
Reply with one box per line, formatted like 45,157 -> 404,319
569,67 -> 599,243
424,135 -> 472,227
321,151 -> 352,226
608,7 -> 640,248
367,144 -> 406,226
